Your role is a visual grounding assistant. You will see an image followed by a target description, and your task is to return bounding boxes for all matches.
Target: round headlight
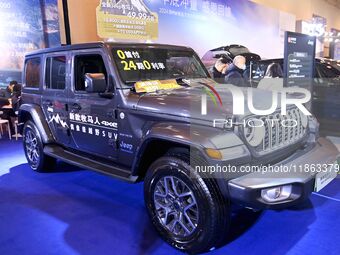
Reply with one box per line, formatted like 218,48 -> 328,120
244,119 -> 265,147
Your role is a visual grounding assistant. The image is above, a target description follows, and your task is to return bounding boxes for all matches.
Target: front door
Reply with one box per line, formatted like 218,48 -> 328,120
68,51 -> 119,160
41,53 -> 70,146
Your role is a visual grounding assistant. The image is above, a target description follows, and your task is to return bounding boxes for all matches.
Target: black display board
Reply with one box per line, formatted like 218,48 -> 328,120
283,31 -> 316,88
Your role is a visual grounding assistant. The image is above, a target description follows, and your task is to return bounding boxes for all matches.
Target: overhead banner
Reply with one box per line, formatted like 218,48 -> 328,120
96,0 -> 159,40
96,0 -> 295,58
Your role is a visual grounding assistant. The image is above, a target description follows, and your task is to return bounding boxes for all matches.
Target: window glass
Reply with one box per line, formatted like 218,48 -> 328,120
45,56 -> 66,90
25,58 -> 41,88
74,55 -> 107,91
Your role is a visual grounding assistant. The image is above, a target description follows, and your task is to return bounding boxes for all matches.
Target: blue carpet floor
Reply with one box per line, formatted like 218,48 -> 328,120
0,139 -> 339,255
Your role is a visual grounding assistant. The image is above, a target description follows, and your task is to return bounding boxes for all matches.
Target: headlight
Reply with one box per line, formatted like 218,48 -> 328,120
244,119 -> 265,147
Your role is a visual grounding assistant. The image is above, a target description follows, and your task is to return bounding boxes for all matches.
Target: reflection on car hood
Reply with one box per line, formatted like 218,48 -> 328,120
135,78 -> 279,122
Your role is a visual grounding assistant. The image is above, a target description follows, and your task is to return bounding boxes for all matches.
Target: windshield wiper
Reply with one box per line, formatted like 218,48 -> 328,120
175,76 -> 207,83
117,86 -> 136,92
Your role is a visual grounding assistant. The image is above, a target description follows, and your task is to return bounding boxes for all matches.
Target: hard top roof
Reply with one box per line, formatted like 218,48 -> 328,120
25,42 -> 193,57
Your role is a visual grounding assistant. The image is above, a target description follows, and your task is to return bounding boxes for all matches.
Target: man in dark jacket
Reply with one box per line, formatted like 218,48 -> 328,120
4,81 -> 17,98
0,83 -> 21,135
11,83 -> 22,112
212,57 -> 230,82
224,56 -> 247,87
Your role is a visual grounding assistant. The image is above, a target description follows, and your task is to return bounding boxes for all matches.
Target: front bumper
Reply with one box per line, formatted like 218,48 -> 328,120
228,137 -> 340,210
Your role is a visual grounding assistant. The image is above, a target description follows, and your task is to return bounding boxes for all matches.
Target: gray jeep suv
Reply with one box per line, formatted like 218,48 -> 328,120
19,42 -> 339,253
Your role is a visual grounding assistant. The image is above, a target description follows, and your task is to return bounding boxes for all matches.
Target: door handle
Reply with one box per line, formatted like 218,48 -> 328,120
72,103 -> 82,111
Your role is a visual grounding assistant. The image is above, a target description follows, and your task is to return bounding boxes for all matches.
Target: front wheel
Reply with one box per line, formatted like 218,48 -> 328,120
144,156 -> 230,254
23,121 -> 56,172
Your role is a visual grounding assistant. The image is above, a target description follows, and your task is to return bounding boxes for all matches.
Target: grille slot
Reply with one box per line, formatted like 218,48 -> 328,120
250,108 -> 307,153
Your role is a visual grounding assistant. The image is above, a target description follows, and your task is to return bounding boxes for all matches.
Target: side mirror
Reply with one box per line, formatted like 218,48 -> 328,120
85,73 -> 107,93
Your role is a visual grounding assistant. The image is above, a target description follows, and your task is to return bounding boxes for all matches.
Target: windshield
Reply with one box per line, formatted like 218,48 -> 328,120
112,47 -> 208,84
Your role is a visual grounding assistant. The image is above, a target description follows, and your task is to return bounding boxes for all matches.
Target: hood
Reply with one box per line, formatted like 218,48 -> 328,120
134,78 -> 279,124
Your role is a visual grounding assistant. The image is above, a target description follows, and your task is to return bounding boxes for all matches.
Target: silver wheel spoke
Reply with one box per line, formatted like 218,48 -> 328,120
184,201 -> 196,212
28,150 -> 33,160
154,200 -> 168,211
163,177 -> 171,196
31,138 -> 37,147
178,191 -> 192,198
169,219 -> 178,232
183,212 -> 196,230
178,213 -> 191,235
26,131 -> 32,142
154,192 -> 166,198
33,150 -> 39,161
170,177 -> 180,196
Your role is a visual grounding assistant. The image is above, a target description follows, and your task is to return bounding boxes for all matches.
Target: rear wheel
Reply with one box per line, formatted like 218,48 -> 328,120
23,121 -> 56,172
144,154 -> 230,254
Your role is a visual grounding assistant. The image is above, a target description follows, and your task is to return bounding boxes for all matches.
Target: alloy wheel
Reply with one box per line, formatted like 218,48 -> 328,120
153,175 -> 199,237
25,129 -> 40,168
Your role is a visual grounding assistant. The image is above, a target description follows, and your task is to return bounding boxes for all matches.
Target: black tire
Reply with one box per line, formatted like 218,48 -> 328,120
23,120 -> 56,172
144,153 -> 231,254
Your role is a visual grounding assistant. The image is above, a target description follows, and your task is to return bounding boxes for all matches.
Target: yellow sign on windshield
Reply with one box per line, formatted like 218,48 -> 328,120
135,80 -> 181,93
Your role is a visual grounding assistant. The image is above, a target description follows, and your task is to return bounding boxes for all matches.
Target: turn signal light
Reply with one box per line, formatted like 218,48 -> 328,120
205,148 -> 222,160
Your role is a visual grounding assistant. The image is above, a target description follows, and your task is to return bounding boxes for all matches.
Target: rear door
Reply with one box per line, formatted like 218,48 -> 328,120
68,49 -> 119,160
41,53 -> 71,146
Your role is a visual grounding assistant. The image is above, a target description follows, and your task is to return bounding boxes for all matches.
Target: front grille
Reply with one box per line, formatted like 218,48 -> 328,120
251,108 -> 307,153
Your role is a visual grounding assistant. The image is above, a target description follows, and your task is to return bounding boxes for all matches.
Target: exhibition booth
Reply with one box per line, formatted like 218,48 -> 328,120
0,1 -> 340,254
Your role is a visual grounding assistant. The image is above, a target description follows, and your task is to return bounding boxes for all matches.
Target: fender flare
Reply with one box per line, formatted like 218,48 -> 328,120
19,104 -> 55,144
131,122 -> 215,176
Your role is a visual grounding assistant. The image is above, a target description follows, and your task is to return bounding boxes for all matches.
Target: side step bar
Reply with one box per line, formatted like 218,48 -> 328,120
44,145 -> 138,183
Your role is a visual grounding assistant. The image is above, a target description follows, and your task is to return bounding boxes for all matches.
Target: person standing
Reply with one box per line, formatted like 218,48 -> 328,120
224,56 -> 247,87
257,63 -> 284,91
212,58 -> 230,82
0,83 -> 20,135
4,81 -> 18,99
11,83 -> 22,112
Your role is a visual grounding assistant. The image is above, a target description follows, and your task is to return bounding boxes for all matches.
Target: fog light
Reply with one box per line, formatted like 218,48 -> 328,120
261,185 -> 292,203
